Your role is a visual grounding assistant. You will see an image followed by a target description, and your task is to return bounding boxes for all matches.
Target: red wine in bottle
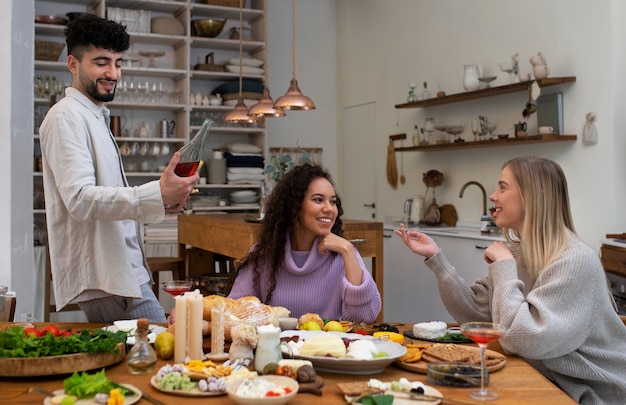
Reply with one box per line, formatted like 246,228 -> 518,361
175,161 -> 200,177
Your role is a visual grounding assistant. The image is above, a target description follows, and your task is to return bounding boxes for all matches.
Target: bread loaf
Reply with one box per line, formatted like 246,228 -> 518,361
200,295 -> 289,341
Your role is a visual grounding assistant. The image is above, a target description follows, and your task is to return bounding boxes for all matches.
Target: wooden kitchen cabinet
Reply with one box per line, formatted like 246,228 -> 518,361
383,229 -> 498,323
394,76 -> 577,152
601,244 -> 626,277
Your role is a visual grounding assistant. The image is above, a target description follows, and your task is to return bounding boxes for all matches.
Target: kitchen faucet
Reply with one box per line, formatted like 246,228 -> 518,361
459,181 -> 487,216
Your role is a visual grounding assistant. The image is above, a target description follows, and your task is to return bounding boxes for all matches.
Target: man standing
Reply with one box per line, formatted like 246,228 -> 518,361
39,15 -> 197,322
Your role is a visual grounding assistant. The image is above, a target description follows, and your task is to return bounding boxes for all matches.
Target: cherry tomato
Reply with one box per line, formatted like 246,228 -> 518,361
41,325 -> 60,337
24,327 -> 42,338
60,330 -> 72,337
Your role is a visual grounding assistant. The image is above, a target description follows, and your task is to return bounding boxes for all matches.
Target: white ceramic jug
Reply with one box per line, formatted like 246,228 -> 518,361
463,64 -> 482,91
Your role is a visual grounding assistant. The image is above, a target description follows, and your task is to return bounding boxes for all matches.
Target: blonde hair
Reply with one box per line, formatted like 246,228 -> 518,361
501,157 -> 575,280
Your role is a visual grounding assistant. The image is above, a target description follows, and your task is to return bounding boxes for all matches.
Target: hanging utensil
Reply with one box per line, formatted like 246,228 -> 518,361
399,139 -> 406,185
386,134 -> 406,189
386,141 -> 398,189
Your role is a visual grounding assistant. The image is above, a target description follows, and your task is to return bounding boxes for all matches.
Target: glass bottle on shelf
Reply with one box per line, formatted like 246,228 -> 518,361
175,118 -> 214,177
127,318 -> 157,375
412,125 -> 420,146
421,81 -> 431,100
407,82 -> 417,103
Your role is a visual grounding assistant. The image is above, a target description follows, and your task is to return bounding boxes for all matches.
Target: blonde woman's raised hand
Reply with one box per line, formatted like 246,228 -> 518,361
394,224 -> 440,259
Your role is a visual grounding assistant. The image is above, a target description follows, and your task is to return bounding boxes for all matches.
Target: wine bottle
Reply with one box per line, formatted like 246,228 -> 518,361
175,118 -> 214,177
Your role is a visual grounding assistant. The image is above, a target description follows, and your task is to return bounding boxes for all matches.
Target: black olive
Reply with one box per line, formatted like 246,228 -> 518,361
378,323 -> 399,333
410,387 -> 425,394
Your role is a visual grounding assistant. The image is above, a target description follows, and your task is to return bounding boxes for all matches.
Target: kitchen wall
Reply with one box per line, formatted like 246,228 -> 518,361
2,0 -> 625,318
334,0 -> 626,250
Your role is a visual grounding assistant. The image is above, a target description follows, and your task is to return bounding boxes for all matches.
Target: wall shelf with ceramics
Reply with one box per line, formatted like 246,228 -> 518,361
394,76 -> 576,109
395,134 -> 577,152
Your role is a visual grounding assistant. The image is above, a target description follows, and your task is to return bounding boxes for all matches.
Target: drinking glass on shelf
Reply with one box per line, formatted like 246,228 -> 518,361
460,322 -> 507,401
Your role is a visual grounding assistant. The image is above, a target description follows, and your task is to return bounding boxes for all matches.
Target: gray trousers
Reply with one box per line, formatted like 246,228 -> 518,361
78,283 -> 167,323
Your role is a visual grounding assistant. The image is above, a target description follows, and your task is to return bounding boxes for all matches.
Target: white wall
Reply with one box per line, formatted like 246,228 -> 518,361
2,1 -> 35,319
265,0 -> 338,176
336,0 -> 625,250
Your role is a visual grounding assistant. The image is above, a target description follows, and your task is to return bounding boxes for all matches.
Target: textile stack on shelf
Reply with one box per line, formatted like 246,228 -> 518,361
211,78 -> 264,107
144,213 -> 178,244
224,143 -> 266,184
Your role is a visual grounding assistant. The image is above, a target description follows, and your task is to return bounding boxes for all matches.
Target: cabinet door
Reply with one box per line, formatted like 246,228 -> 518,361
383,232 -> 454,323
448,237 -> 491,285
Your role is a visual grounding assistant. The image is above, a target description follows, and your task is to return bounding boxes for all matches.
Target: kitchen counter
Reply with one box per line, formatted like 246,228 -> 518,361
0,322 -> 576,405
384,220 -> 505,242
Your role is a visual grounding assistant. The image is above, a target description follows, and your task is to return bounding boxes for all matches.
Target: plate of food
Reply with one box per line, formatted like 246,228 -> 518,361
280,330 -> 406,375
395,342 -> 506,374
43,384 -> 141,405
404,321 -> 472,343
102,321 -> 167,345
150,376 -> 226,397
403,329 -> 472,344
338,378 -> 443,405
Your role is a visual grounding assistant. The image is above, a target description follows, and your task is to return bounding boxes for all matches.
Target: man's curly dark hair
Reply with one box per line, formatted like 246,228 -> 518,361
64,14 -> 130,60
237,163 -> 344,304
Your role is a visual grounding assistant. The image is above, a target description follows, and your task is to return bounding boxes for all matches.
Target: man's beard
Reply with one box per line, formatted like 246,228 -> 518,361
80,75 -> 116,103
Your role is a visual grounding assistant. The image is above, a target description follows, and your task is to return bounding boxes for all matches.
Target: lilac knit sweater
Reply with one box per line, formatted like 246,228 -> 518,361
228,234 -> 381,323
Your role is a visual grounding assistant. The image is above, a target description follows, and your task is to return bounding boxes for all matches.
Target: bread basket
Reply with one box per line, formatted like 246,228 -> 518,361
35,40 -> 65,61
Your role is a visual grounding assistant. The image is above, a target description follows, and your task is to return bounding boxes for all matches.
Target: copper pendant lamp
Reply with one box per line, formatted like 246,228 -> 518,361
273,0 -> 315,111
248,0 -> 285,118
224,0 -> 256,124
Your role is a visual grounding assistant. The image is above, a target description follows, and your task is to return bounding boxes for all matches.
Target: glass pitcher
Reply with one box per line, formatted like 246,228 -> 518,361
254,325 -> 282,374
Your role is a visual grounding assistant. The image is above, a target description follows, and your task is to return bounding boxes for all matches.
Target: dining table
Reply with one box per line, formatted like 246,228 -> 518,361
0,322 -> 576,405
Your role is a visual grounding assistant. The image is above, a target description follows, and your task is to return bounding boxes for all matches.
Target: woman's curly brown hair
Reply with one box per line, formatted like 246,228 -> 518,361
236,163 -> 344,304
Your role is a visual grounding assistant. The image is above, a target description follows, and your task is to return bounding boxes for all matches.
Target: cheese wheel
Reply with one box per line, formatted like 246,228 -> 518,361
412,321 -> 447,340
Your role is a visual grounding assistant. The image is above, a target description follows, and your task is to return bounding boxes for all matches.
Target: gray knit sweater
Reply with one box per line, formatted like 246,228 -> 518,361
425,234 -> 626,405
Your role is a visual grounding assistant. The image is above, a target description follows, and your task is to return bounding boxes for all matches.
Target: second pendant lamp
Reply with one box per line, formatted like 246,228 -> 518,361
248,0 -> 285,118
273,0 -> 315,111
224,0 -> 256,124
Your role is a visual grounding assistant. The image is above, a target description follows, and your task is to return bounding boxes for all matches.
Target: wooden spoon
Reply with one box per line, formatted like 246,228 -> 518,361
399,140 -> 406,185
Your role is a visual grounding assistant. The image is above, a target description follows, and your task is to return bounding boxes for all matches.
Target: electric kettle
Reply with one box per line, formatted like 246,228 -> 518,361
404,195 -> 424,225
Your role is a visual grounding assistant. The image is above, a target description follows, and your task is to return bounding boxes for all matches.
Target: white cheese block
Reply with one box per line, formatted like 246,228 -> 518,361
412,321 -> 448,340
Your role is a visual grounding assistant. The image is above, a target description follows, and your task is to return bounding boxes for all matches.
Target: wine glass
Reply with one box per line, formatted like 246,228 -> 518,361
162,280 -> 193,297
460,322 -> 507,400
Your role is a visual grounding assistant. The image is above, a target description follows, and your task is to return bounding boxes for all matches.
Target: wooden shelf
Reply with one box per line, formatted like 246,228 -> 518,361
395,134 -> 577,152
395,77 -> 576,109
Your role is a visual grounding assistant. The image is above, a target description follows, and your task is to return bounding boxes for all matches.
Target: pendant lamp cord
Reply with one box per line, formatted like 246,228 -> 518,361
291,0 -> 296,80
263,0 -> 268,86
238,0 -> 244,97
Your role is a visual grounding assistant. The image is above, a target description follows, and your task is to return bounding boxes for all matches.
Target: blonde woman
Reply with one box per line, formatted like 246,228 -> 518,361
396,156 -> 626,404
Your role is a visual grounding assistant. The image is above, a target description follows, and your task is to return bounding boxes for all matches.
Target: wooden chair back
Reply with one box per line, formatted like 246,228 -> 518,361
0,296 -> 16,322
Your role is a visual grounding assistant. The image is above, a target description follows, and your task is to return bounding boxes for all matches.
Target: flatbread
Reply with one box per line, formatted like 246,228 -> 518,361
395,343 -> 506,374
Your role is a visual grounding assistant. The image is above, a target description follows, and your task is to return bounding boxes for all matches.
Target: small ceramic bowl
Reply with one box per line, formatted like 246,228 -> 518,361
278,317 -> 298,330
427,362 -> 487,387
226,375 -> 298,405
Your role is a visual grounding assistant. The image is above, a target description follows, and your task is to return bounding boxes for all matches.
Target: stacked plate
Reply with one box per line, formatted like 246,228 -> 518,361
230,190 -> 258,206
191,195 -> 220,207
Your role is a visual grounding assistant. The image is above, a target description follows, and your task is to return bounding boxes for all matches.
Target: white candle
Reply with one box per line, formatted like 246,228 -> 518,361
211,306 -> 225,355
174,290 -> 204,363
174,293 -> 187,363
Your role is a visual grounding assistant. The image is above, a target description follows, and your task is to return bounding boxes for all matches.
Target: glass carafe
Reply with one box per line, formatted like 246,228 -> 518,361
127,318 -> 157,375
175,118 -> 214,177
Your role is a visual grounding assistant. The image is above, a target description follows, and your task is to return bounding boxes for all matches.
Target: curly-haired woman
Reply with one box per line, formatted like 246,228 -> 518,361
228,163 -> 382,322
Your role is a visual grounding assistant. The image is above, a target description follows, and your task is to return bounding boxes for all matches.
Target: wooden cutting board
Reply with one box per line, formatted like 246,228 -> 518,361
395,345 -> 506,374
439,204 -> 458,227
0,343 -> 126,377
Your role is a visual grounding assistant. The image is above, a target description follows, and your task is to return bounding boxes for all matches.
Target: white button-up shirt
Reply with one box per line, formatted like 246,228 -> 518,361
40,87 -> 165,310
